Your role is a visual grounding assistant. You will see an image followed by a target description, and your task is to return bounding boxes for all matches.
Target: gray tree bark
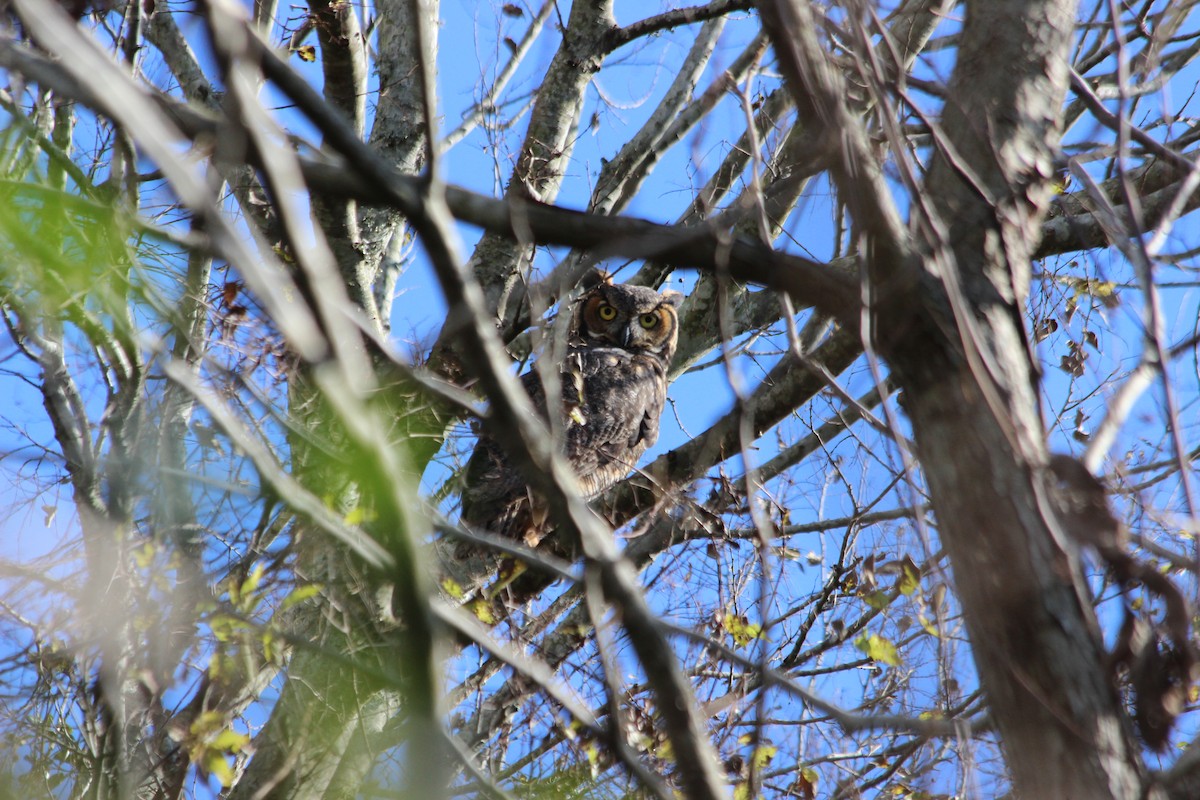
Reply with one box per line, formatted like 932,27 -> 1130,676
760,0 -> 1150,797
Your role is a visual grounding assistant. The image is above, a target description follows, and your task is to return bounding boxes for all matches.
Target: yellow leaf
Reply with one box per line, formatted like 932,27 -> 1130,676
752,744 -> 777,769
794,766 -> 819,799
203,751 -> 235,787
897,557 -> 920,596
344,506 -> 377,526
470,599 -> 496,625
294,44 -> 316,62
723,611 -> 763,647
1068,277 -> 1119,308
190,710 -> 225,738
854,633 -> 902,667
211,728 -> 250,753
584,742 -> 600,777
441,578 -> 464,600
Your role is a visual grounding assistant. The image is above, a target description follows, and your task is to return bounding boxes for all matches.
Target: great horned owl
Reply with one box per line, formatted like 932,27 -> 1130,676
460,282 -> 682,548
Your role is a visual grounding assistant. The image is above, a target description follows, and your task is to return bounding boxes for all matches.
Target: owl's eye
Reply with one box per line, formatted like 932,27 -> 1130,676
597,304 -> 618,321
638,312 -> 659,329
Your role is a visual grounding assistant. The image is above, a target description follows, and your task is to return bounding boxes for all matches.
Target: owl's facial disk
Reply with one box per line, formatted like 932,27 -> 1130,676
579,286 -> 679,357
616,307 -> 673,351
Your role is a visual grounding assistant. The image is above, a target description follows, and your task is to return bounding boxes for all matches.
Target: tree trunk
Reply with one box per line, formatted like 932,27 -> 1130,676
880,0 -> 1146,796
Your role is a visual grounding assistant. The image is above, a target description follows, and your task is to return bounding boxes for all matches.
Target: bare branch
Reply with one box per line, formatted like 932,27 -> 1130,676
606,0 -> 756,50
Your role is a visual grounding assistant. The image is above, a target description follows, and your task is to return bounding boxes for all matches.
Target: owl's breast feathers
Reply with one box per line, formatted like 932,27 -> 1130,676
461,344 -> 669,544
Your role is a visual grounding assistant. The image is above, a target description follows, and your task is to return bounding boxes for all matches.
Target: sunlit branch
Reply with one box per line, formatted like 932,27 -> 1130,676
583,568 -> 676,800
726,505 -> 927,540
431,599 -> 601,736
659,619 -> 989,738
605,0 -> 756,50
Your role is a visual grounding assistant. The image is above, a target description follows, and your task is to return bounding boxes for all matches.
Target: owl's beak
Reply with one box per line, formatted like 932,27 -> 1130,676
620,327 -> 635,349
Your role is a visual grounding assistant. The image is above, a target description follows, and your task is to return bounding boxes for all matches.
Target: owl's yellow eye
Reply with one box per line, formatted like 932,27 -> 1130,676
597,304 -> 618,321
639,313 -> 659,329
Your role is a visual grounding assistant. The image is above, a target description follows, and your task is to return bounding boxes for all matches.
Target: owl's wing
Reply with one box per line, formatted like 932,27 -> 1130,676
565,351 -> 666,497
461,351 -> 664,536
459,366 -> 553,545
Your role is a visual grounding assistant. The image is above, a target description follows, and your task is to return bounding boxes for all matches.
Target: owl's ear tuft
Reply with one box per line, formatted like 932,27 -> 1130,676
577,268 -> 613,296
660,290 -> 683,307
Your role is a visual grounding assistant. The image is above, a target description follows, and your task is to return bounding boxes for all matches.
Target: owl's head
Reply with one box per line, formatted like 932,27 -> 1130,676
575,283 -> 683,365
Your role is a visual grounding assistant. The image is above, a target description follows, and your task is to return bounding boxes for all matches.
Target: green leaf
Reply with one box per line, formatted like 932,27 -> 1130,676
279,583 -> 322,612
209,613 -> 240,643
854,633 -> 902,667
132,541 -> 156,569
231,563 -> 265,611
864,590 -> 893,610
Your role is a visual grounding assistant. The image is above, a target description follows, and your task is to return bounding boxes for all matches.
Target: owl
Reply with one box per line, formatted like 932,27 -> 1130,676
460,282 -> 682,549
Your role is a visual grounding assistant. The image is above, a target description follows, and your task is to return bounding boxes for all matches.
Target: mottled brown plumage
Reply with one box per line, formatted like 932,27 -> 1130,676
461,282 -> 682,548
